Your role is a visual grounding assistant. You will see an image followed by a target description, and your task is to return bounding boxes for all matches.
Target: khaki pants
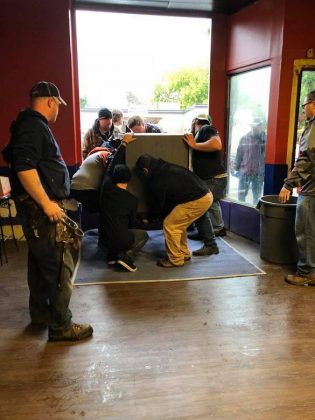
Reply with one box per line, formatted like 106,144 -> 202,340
163,192 -> 213,266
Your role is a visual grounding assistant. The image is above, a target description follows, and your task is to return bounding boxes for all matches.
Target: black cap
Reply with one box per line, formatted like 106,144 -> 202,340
111,164 -> 131,184
98,108 -> 112,120
30,81 -> 67,105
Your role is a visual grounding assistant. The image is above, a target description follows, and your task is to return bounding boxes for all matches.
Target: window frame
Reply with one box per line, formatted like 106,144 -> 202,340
287,59 -> 315,169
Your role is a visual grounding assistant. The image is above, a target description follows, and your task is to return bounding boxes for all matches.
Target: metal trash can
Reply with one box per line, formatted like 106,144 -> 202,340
257,195 -> 298,264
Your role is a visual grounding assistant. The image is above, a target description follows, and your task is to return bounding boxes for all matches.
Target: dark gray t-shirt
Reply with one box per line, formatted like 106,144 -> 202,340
10,108 -> 70,199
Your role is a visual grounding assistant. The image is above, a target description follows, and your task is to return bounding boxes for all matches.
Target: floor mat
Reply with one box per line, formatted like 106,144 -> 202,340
75,229 -> 265,285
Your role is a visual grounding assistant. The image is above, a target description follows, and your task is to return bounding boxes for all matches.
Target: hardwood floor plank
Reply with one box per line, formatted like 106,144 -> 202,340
1,235 -> 315,419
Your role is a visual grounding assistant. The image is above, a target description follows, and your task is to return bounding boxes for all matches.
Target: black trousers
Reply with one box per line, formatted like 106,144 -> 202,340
70,189 -> 100,213
15,197 -> 75,332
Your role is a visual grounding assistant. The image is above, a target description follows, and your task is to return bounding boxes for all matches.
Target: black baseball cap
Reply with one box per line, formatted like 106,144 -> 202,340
111,164 -> 131,184
30,81 -> 67,105
98,108 -> 113,120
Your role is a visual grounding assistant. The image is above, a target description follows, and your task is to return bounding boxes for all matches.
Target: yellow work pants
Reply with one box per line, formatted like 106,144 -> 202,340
163,192 -> 213,266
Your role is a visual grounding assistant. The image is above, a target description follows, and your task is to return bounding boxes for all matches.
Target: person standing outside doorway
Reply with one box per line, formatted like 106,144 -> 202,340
234,117 -> 266,205
112,108 -> 124,138
82,107 -> 113,159
127,115 -> 162,133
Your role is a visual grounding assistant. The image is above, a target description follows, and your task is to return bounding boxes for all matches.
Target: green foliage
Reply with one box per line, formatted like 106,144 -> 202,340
126,91 -> 141,106
299,70 -> 315,105
152,66 -> 209,109
80,96 -> 88,108
297,71 -> 315,132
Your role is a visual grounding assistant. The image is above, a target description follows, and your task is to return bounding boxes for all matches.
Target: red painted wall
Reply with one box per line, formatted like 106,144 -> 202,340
209,1 -> 286,165
224,0 -> 315,166
0,0 -> 81,166
227,0 -> 283,71
272,0 -> 315,165
226,0 -> 286,165
1,0 -> 314,171
209,15 -> 228,147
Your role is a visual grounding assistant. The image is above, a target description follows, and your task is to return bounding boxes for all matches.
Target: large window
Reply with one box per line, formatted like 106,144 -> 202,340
76,11 -> 211,136
227,67 -> 271,206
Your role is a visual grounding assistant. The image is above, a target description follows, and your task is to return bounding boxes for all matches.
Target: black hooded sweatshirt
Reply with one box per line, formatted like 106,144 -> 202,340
136,154 -> 209,219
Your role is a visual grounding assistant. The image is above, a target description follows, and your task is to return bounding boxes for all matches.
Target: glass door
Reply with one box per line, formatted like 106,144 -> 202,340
226,67 -> 271,206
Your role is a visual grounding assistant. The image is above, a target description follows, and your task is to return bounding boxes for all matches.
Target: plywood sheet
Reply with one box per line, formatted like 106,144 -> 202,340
125,133 -> 190,214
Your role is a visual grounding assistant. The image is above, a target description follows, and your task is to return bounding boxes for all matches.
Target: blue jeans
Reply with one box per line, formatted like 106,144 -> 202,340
194,176 -> 226,241
238,173 -> 263,205
194,211 -> 216,246
204,177 -> 227,230
295,195 -> 315,276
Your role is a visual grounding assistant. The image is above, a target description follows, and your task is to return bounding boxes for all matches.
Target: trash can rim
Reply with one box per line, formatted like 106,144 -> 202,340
259,195 -> 297,207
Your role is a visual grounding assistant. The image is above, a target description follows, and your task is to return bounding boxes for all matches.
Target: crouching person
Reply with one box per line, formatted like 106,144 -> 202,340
99,164 -> 149,272
136,154 -> 214,268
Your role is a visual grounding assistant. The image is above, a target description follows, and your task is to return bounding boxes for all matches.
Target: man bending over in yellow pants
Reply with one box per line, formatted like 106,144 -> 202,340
136,154 -> 215,268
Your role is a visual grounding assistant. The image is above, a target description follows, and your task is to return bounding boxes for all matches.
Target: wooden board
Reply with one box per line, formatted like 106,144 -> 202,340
125,133 -> 190,214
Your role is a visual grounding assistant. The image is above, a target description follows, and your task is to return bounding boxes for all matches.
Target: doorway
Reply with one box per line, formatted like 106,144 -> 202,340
75,10 -> 211,140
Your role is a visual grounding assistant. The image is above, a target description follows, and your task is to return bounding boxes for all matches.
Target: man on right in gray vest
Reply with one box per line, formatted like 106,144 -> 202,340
279,90 -> 315,285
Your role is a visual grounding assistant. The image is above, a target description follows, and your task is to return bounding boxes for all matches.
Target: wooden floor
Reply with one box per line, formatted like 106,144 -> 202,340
1,233 -> 315,420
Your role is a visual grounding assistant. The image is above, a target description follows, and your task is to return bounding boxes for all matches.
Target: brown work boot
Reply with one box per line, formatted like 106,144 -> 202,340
192,244 -> 219,257
285,273 -> 315,286
48,322 -> 93,342
214,227 -> 227,237
157,258 -> 184,268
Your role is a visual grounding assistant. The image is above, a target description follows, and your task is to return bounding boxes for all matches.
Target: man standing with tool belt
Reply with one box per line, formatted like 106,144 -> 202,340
3,81 -> 93,342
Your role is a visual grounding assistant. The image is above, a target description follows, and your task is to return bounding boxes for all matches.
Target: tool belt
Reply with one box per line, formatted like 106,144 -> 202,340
55,214 -> 83,250
16,193 -> 83,249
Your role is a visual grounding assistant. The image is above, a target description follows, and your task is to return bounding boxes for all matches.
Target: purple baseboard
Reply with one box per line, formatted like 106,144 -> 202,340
221,200 -> 260,243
